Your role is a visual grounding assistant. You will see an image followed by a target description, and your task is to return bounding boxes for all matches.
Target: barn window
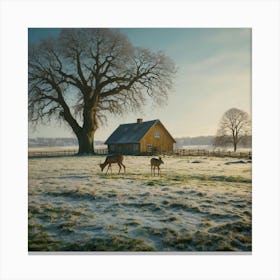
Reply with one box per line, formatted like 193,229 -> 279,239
147,144 -> 152,152
154,131 -> 160,138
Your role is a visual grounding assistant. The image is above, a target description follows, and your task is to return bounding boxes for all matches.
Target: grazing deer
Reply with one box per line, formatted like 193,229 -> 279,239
99,155 -> 126,175
150,157 -> 164,176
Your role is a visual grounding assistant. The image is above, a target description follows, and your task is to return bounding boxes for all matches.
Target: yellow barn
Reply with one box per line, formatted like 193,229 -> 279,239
105,119 -> 176,155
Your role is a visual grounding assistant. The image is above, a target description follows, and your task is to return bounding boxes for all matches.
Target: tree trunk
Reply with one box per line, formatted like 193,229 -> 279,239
76,103 -> 98,155
77,130 -> 95,155
233,131 -> 238,152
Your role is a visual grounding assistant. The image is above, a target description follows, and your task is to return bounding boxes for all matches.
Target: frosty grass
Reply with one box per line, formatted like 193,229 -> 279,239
28,155 -> 251,251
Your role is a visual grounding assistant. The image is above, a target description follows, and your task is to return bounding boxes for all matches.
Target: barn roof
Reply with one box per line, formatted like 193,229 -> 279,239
105,119 -> 175,144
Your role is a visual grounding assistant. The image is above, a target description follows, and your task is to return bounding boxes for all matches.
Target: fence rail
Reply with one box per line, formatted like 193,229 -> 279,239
28,148 -> 251,159
171,149 -> 251,158
28,148 -> 108,158
28,150 -> 78,158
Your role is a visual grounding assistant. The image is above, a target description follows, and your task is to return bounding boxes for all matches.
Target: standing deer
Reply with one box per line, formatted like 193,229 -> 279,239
99,155 -> 126,175
150,157 -> 164,176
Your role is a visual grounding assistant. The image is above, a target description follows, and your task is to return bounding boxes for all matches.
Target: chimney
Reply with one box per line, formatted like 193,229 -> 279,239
137,118 -> 143,124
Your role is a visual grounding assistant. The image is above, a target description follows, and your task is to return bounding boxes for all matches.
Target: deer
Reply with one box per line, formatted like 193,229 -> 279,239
99,155 -> 126,175
150,157 -> 164,176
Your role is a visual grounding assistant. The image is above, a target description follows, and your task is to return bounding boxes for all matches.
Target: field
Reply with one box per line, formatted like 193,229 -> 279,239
28,155 -> 252,252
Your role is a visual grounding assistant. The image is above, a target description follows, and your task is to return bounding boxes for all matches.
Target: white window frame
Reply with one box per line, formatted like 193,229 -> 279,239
154,131 -> 160,138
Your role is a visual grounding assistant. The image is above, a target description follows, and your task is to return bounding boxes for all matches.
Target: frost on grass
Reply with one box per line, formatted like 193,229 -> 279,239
28,156 -> 252,252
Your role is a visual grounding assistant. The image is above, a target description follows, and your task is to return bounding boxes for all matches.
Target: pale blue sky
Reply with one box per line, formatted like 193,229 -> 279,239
28,28 -> 251,140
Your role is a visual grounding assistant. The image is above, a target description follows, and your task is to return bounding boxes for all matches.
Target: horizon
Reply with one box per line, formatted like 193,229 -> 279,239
28,28 -> 251,140
28,134 -> 218,141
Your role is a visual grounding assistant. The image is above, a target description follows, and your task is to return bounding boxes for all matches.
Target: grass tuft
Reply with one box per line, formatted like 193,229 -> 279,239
62,235 -> 155,251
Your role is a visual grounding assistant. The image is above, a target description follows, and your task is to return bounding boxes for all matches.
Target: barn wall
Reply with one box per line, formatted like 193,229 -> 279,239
108,143 -> 140,154
140,122 -> 174,153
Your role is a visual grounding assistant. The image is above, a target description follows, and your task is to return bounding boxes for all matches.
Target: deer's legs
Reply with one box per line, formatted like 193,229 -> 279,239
151,166 -> 155,176
105,164 -> 112,175
121,163 -> 126,173
105,164 -> 110,175
118,163 -> 121,174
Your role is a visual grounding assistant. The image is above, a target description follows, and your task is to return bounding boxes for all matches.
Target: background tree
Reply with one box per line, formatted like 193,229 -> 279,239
214,108 -> 251,152
29,29 -> 176,154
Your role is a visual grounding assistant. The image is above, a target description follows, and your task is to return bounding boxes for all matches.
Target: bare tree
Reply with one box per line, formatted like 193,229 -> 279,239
214,108 -> 251,152
28,29 -> 176,154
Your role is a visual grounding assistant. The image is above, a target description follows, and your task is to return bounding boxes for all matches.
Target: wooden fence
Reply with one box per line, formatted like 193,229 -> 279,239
28,148 -> 251,159
171,149 -> 251,158
28,148 -> 108,158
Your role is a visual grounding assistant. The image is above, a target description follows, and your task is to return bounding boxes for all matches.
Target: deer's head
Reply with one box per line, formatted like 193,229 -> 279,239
98,161 -> 106,172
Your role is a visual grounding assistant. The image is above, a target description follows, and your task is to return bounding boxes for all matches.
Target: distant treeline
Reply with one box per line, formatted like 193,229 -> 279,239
28,136 -> 251,148
28,137 -> 104,147
174,136 -> 215,148
174,135 -> 252,149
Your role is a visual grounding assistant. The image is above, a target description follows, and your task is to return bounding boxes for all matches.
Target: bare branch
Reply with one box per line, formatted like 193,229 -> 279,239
214,108 -> 251,151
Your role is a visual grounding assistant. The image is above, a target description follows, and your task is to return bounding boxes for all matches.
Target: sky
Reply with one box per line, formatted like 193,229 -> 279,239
28,28 -> 251,140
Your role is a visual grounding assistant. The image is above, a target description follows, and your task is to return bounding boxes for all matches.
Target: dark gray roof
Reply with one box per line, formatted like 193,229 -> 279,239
105,119 -> 158,144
